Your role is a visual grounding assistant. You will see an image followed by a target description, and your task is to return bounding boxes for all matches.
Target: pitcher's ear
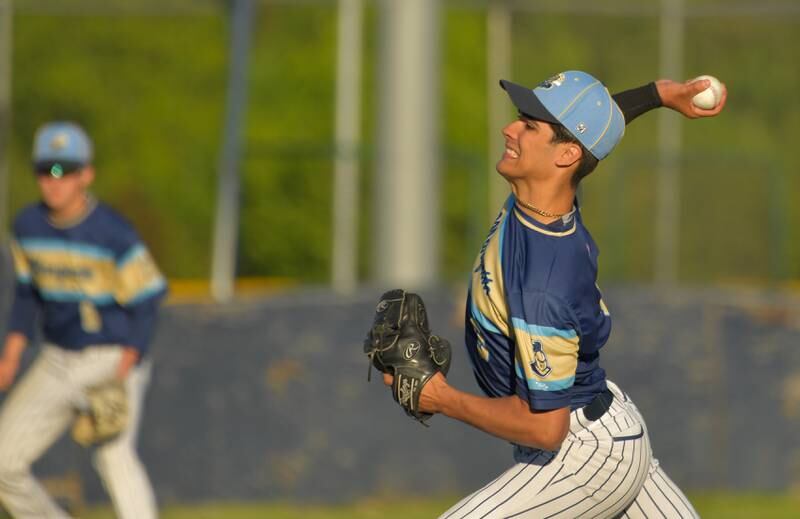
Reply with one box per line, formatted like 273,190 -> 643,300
555,142 -> 582,168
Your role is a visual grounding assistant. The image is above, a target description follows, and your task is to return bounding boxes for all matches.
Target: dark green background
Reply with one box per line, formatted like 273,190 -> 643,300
8,1 -> 799,285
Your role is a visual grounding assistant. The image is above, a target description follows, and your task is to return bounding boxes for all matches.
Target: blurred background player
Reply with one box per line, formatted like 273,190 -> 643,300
391,74 -> 726,518
0,122 -> 165,519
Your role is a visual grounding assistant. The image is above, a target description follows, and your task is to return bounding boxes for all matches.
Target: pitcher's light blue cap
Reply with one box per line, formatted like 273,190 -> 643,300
500,71 -> 625,160
32,121 -> 93,172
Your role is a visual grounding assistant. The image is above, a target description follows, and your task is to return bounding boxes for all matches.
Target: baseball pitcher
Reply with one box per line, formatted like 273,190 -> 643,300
367,73 -> 726,518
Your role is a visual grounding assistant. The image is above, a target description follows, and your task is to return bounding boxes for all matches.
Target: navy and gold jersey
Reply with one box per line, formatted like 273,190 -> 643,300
7,199 -> 167,355
466,195 -> 610,411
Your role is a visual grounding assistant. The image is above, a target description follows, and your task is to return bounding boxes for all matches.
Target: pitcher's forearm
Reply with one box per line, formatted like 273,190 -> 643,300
439,386 -> 570,451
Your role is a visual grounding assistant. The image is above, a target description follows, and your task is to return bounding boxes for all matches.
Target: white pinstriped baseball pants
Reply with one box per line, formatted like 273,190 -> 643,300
0,345 -> 157,519
439,381 -> 698,519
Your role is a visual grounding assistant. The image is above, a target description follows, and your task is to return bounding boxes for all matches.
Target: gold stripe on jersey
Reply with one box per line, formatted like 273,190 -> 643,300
22,248 -> 117,303
469,317 -> 491,362
599,298 -> 610,316
470,205 -> 511,337
513,208 -> 577,237
115,245 -> 167,305
10,239 -> 31,282
596,283 -> 611,316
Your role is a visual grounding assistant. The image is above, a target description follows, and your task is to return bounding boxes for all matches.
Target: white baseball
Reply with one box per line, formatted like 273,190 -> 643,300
691,75 -> 723,109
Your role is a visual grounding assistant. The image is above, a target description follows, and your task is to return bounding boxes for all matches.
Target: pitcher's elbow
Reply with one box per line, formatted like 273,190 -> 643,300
539,432 -> 567,452
533,420 -> 570,451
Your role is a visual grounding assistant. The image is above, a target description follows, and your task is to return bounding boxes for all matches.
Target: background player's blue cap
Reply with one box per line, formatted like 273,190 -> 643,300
500,71 -> 625,160
32,121 -> 93,174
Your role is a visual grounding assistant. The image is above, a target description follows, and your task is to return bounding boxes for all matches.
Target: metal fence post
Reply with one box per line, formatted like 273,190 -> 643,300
331,0 -> 363,294
211,0 -> 254,302
374,0 -> 441,288
655,0 -> 684,284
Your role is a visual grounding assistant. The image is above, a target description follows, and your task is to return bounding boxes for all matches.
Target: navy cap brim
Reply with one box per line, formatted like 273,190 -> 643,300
499,80 -> 560,125
33,159 -> 86,173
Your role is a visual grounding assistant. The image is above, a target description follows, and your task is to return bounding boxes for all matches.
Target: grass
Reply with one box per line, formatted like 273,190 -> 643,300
75,493 -> 800,519
691,492 -> 800,519
78,498 -> 452,519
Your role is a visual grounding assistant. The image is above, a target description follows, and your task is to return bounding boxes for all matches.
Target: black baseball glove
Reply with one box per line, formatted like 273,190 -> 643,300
364,289 -> 451,424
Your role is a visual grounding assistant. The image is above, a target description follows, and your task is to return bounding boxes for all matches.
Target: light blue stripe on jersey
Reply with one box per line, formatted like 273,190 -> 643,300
38,289 -> 115,305
17,238 -> 114,260
470,298 -> 502,335
117,243 -> 145,267
511,317 -> 578,339
126,278 -> 167,305
16,273 -> 31,283
515,362 -> 575,391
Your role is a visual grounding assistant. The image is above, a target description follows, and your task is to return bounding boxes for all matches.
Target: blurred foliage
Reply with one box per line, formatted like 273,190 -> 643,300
7,2 -> 800,285
10,11 -> 227,278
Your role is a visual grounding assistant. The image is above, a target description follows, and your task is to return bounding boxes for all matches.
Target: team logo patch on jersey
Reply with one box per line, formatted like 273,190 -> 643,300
530,340 -> 552,377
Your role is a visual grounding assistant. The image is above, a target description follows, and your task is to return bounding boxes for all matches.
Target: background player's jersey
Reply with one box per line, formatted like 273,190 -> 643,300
465,195 -> 610,411
7,199 -> 167,355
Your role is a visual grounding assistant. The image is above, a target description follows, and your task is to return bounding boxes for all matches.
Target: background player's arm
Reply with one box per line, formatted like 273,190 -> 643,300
0,333 -> 27,391
1,236 -> 40,391
115,292 -> 163,380
114,240 -> 167,379
115,347 -> 140,380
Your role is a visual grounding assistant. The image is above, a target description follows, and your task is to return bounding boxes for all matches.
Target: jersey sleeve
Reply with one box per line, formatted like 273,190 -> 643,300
6,238 -> 40,341
115,243 -> 167,306
511,292 -> 580,411
114,241 -> 168,354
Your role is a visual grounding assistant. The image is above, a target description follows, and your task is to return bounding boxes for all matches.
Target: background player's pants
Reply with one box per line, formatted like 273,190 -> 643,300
438,381 -> 698,519
0,345 -> 157,519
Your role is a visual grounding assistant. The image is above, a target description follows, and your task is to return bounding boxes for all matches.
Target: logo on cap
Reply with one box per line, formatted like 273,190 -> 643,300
49,132 -> 69,151
538,73 -> 566,90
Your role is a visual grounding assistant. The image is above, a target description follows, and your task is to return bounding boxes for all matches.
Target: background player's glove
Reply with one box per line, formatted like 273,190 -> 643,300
364,289 -> 451,424
71,380 -> 129,447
